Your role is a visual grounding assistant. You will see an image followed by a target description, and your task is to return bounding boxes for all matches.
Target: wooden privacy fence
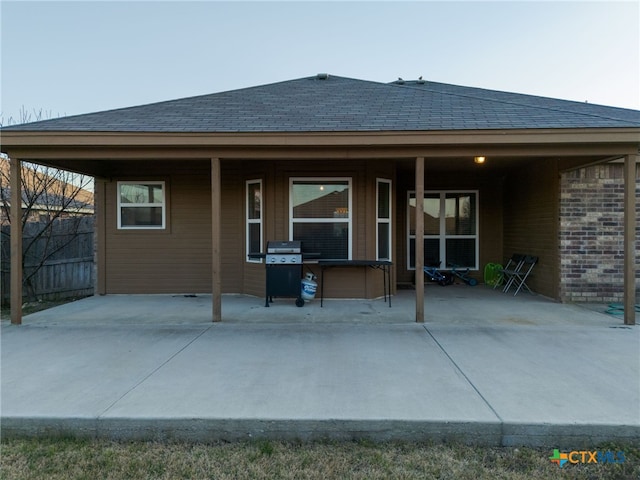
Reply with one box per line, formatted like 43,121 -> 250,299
1,216 -> 94,304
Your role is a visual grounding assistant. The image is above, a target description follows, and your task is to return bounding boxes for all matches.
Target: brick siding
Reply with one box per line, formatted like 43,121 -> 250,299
560,163 -> 640,303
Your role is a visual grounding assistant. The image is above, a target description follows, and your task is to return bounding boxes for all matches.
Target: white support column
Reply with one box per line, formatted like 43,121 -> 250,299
623,153 -> 637,325
10,157 -> 22,325
211,158 -> 222,322
415,157 -> 425,323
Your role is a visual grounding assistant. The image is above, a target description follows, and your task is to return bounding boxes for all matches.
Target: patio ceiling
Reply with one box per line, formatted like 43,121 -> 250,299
8,153 -> 628,182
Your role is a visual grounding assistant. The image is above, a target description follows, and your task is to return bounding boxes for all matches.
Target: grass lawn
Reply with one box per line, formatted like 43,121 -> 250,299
1,438 -> 637,479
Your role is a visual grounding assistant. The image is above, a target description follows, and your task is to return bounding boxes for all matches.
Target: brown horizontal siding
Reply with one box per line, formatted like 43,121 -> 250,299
324,270 -> 366,298
103,158 -> 513,298
479,181 -> 504,275
354,167 -> 367,260
503,159 -> 559,299
243,263 -> 266,297
220,164 -> 243,293
105,163 -> 213,294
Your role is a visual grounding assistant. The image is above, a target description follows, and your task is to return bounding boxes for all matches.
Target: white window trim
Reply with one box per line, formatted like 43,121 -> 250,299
407,190 -> 479,270
117,181 -> 166,230
246,179 -> 263,263
289,177 -> 353,260
376,178 -> 392,261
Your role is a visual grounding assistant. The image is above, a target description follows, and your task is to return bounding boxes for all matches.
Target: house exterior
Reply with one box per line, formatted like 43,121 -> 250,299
2,74 -> 638,324
560,161 -> 640,304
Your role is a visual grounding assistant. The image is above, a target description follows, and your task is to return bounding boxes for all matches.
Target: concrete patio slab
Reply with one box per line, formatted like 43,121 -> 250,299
424,324 -> 640,445
10,285 -> 632,327
1,288 -> 638,447
1,324 -> 210,418
99,324 -> 497,422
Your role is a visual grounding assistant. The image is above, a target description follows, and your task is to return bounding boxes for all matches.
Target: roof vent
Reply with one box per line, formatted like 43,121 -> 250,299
316,73 -> 329,80
396,77 -> 405,85
417,76 -> 426,84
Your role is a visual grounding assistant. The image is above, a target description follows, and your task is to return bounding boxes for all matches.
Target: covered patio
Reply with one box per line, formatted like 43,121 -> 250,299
11,286 -> 628,328
2,75 -> 638,325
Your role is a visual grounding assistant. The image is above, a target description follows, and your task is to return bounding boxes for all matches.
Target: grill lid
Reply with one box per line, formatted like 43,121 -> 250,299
267,240 -> 301,253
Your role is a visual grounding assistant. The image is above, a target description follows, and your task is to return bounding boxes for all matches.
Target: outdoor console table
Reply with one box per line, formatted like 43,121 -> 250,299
317,260 -> 393,307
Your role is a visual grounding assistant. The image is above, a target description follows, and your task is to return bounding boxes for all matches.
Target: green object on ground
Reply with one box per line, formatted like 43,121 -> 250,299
484,263 -> 503,287
605,303 -> 640,315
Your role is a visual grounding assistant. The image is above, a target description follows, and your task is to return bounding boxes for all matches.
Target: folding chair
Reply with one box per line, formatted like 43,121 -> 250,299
504,255 -> 538,296
494,254 -> 525,290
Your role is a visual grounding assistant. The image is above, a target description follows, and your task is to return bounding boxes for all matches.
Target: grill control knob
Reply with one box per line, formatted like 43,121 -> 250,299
281,257 -> 286,263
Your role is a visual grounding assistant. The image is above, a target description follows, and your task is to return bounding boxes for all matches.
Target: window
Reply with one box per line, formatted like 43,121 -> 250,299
408,190 -> 478,269
377,179 -> 392,261
246,179 -> 263,262
290,178 -> 351,260
117,181 -> 166,229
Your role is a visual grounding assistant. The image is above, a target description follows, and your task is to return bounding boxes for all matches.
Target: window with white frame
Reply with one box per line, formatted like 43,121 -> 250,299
408,190 -> 478,269
246,179 -> 263,262
290,178 -> 351,260
117,181 -> 166,229
377,179 -> 392,261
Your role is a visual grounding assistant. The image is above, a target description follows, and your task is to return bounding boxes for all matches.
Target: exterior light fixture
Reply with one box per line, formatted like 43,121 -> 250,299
474,156 -> 486,164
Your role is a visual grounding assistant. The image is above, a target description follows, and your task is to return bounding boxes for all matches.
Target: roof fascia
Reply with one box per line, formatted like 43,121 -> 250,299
2,128 -> 640,149
4,143 -> 638,163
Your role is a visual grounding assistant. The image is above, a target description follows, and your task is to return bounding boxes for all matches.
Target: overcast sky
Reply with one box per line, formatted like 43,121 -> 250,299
1,1 -> 639,124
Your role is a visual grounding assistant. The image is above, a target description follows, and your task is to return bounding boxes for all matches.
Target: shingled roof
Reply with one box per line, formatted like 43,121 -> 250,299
4,74 -> 640,133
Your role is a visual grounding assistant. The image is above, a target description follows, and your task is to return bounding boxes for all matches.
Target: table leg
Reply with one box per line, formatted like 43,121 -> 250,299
320,267 -> 325,307
384,265 -> 391,308
383,265 -> 387,303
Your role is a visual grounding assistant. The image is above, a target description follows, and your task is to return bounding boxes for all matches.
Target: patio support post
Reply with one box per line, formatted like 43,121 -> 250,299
415,157 -> 425,323
211,157 -> 222,322
9,157 -> 22,325
95,179 -> 107,295
623,153 -> 637,325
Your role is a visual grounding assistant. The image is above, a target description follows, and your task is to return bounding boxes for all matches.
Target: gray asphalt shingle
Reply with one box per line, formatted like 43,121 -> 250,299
3,75 -> 640,133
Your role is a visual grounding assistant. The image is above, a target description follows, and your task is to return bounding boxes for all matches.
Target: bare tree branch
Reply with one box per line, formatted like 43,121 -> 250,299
1,157 -> 94,301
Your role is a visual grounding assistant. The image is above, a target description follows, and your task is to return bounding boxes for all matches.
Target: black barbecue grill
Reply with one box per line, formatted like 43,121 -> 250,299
264,240 -> 304,307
